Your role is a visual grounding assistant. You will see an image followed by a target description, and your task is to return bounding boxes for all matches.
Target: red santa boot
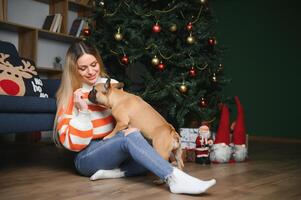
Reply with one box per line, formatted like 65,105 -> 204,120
210,104 -> 232,163
232,96 -> 248,162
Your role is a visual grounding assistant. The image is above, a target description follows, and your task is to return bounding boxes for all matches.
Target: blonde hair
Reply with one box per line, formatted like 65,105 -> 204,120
53,41 -> 108,147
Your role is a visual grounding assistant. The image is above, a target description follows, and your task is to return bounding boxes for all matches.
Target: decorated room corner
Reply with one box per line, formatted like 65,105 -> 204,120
1,0 -> 301,199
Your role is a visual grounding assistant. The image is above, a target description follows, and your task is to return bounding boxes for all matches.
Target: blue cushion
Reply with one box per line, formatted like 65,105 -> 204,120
0,95 -> 56,113
0,113 -> 55,134
19,58 -> 49,98
43,79 -> 60,98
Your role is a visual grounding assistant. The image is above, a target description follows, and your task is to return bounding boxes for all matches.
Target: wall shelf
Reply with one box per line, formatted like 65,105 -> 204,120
0,0 -> 94,78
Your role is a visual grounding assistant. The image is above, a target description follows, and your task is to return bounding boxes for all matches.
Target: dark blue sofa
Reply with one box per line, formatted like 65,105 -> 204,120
0,40 -> 60,134
0,79 -> 60,134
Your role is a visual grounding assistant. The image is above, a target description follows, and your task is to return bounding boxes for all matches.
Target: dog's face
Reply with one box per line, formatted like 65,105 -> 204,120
88,78 -> 124,107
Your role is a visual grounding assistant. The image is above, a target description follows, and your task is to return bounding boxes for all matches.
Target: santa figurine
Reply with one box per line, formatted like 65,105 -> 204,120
210,104 -> 232,163
195,125 -> 213,164
232,96 -> 248,162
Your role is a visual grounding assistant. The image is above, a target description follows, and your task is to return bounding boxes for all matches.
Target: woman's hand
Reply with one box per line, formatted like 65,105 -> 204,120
74,89 -> 88,112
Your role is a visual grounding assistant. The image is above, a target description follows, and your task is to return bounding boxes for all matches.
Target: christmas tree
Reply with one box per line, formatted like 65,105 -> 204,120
88,0 -> 230,129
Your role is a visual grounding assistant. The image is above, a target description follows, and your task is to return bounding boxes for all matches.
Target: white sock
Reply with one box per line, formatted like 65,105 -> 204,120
90,168 -> 125,181
167,167 -> 216,194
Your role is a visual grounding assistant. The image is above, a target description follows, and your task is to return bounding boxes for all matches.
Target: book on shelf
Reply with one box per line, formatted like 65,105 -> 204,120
51,14 -> 62,33
42,15 -> 55,30
69,18 -> 84,37
56,16 -> 62,33
42,14 -> 62,33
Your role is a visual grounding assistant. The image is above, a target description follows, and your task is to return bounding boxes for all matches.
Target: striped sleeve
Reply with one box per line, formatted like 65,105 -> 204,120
56,98 -> 93,152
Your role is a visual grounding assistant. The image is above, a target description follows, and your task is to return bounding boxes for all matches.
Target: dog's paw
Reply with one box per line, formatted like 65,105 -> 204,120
171,161 -> 178,166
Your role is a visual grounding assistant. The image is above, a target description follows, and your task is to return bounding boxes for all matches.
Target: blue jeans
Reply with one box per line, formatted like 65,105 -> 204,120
74,131 -> 173,180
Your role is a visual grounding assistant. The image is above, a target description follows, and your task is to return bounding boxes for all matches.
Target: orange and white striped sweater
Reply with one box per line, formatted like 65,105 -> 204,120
56,78 -> 117,152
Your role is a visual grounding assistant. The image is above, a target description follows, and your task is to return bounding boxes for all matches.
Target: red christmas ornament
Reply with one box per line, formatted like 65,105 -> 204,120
188,67 -> 197,77
152,23 -> 161,33
208,38 -> 217,46
121,55 -> 129,65
157,61 -> 165,71
186,22 -> 193,31
82,28 -> 91,36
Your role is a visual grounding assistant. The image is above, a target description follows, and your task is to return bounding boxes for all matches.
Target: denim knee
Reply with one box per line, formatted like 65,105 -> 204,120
74,154 -> 92,176
73,133 -> 127,176
74,155 -> 85,176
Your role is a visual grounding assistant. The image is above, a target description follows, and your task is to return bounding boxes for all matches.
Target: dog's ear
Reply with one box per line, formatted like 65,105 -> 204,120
113,82 -> 124,90
104,78 -> 111,94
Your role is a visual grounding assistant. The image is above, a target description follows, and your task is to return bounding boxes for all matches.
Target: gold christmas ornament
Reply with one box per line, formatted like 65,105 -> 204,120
169,23 -> 177,32
212,73 -> 217,82
218,63 -> 223,71
200,97 -> 207,108
114,32 -> 123,41
186,34 -> 195,44
114,28 -> 123,41
179,84 -> 188,93
151,55 -> 160,66
99,0 -> 105,6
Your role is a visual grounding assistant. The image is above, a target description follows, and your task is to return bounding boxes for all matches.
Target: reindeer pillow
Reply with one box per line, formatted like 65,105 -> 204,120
0,42 -> 48,98
20,58 -> 49,98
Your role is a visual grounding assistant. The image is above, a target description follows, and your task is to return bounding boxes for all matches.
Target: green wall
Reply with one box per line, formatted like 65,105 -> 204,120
211,0 -> 301,139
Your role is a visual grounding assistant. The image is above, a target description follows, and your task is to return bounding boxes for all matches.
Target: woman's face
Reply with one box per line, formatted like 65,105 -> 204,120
77,53 -> 100,86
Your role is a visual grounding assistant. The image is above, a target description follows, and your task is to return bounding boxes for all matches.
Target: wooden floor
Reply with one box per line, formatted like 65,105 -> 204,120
0,139 -> 300,200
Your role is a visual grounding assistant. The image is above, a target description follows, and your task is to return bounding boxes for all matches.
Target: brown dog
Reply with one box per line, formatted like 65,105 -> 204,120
88,78 -> 184,170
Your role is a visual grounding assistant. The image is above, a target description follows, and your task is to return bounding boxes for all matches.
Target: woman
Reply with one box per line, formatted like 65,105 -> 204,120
53,41 -> 216,195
